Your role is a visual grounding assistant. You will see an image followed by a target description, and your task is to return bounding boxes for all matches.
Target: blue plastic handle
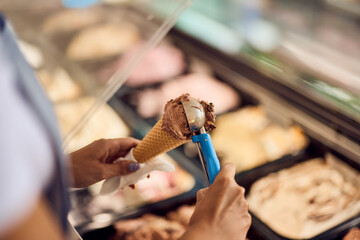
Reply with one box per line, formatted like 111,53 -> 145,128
192,133 -> 221,184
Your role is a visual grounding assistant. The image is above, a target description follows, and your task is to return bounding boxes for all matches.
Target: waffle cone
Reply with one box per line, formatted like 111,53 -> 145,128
133,118 -> 189,163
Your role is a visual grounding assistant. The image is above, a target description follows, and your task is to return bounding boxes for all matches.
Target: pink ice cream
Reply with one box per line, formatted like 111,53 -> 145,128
134,73 -> 241,118
99,43 -> 186,86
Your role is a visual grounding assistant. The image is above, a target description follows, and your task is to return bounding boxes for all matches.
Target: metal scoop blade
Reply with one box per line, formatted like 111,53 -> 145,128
182,98 -> 205,133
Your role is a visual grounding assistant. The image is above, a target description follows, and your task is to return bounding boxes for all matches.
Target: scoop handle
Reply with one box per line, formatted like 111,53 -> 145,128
192,134 -> 221,184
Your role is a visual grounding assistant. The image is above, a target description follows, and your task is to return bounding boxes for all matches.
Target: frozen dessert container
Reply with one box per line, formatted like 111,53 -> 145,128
237,148 -> 360,240
78,194 -> 267,240
81,201 -> 197,239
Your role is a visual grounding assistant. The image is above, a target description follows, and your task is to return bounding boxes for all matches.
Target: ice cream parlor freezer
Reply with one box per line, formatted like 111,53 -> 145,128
0,0 -> 359,239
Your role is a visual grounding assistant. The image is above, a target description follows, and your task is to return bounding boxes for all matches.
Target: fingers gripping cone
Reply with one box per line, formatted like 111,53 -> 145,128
133,118 -> 189,163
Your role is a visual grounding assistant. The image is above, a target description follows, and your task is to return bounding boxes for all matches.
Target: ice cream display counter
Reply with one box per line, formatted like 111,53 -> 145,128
0,0 -> 359,240
104,32 -> 360,239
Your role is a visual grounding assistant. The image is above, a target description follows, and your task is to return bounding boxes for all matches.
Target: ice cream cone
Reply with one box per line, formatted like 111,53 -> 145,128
133,118 -> 189,163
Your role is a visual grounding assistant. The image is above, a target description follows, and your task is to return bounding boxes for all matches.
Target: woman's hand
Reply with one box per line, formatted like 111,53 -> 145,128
67,138 -> 140,188
180,163 -> 251,240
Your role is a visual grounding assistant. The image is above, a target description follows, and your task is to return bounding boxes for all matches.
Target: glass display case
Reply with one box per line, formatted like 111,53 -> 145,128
170,0 -> 360,131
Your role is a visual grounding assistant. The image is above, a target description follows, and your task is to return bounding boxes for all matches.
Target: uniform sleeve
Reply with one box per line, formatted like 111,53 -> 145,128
0,37 -> 54,237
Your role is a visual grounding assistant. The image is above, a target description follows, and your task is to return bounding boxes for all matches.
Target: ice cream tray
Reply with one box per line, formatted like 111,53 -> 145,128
236,145 -> 360,240
79,194 -> 272,240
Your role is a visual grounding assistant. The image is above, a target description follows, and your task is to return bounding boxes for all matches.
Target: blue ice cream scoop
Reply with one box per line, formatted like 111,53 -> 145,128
182,97 -> 220,185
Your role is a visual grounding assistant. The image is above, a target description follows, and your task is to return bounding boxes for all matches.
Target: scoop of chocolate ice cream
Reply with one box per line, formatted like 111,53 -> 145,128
161,93 -> 215,140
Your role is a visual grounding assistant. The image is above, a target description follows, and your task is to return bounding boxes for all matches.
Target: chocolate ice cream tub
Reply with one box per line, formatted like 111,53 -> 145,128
79,195 -> 265,240
79,197 -> 196,239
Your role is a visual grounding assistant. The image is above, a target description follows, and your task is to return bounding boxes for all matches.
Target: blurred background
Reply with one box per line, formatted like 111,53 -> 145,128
0,0 -> 359,239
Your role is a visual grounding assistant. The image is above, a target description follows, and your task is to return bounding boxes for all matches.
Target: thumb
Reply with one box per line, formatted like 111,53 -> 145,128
102,160 -> 140,178
214,162 -> 236,183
